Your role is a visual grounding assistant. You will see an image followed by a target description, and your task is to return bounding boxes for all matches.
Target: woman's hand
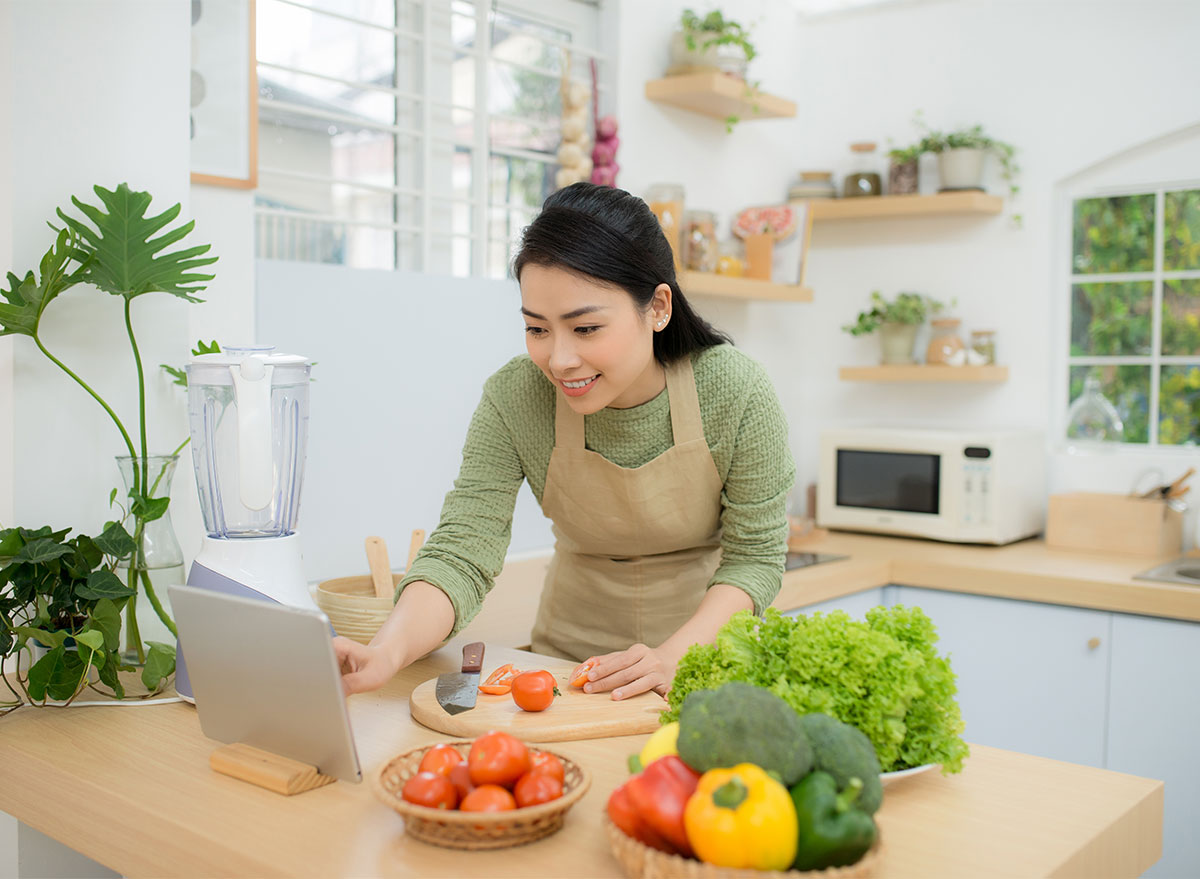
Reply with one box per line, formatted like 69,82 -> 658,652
334,636 -> 401,696
574,643 -> 677,701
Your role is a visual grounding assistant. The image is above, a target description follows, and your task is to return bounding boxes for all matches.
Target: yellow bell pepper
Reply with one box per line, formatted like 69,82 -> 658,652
683,763 -> 798,871
640,722 -> 680,766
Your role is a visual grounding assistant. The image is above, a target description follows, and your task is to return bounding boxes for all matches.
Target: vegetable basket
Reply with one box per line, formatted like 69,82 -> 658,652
373,741 -> 591,850
604,817 -> 882,879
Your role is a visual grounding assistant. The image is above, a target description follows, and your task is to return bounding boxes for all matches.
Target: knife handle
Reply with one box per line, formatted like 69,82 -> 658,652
461,642 -> 485,674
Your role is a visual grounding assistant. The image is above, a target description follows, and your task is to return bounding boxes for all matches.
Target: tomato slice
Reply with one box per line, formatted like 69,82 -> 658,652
569,658 -> 597,689
478,663 -> 523,695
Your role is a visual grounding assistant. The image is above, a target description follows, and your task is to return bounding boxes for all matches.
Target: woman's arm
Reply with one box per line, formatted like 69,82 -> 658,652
580,583 -> 752,700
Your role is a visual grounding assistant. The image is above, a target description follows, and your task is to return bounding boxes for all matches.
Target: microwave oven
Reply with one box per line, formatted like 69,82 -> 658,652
817,428 -> 1045,545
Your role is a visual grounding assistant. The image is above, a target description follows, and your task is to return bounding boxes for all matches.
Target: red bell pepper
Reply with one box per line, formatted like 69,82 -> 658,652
607,782 -> 675,853
623,755 -> 701,858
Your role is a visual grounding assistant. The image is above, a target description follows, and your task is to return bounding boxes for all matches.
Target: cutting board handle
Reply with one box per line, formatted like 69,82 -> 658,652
461,642 -> 485,674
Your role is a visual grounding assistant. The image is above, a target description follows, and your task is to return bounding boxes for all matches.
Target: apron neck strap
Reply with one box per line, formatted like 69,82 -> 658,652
553,355 -> 703,448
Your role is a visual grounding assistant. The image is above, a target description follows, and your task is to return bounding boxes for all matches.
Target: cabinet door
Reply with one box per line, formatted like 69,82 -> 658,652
892,587 -> 1110,768
784,587 -> 885,620
1107,614 -> 1199,878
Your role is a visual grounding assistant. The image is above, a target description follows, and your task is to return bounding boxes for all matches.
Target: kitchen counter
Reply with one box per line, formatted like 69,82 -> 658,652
0,641 -> 1163,878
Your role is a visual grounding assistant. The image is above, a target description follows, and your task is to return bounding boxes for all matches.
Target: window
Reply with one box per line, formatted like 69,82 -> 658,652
254,0 -> 606,278
1067,186 -> 1200,445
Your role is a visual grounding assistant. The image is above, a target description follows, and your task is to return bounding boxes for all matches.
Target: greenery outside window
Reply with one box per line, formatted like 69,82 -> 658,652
1068,186 -> 1200,445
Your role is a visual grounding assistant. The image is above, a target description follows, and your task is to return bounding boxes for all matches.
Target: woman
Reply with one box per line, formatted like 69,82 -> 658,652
336,183 -> 793,700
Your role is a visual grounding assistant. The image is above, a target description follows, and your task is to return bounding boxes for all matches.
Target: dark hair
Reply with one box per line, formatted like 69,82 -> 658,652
512,182 -> 732,365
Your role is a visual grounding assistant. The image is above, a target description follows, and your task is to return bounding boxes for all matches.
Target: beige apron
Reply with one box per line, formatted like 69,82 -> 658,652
530,356 -> 724,661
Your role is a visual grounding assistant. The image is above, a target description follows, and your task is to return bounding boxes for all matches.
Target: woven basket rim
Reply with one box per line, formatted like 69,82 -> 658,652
373,740 -> 591,825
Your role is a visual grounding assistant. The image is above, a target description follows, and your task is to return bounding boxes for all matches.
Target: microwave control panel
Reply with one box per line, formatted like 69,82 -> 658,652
960,446 -> 993,526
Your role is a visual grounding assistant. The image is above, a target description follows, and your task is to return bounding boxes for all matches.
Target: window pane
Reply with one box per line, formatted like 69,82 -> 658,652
1162,279 -> 1200,356
258,0 -> 397,86
259,106 -> 398,183
280,0 -> 396,28
1068,365 -> 1149,444
1072,194 -> 1155,274
1159,365 -> 1200,446
1070,282 -> 1152,355
259,67 -> 403,127
489,155 -> 553,213
1164,190 -> 1200,271
256,215 -> 398,269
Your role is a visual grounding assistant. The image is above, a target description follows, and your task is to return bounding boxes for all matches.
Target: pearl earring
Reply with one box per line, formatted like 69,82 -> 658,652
656,314 -> 669,329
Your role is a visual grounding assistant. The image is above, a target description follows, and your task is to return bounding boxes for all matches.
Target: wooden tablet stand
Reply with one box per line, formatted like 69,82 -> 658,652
210,743 -> 336,796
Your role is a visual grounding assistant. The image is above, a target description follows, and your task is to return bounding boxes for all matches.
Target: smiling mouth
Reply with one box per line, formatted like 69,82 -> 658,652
561,375 -> 598,389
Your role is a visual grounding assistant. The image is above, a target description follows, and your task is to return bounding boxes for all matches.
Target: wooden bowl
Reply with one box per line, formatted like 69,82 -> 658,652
314,573 -> 399,643
604,817 -> 882,879
374,741 -> 592,850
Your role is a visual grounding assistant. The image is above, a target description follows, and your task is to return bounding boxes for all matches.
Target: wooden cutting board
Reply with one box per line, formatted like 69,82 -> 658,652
409,650 -> 666,742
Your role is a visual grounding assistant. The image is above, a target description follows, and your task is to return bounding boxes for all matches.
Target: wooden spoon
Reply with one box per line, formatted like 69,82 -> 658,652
406,529 -> 426,572
364,536 -> 393,599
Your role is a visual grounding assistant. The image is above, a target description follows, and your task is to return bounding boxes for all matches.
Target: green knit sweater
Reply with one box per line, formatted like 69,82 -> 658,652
398,343 -> 795,636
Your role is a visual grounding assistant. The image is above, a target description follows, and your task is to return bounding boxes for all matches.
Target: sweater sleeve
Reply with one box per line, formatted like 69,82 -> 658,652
707,373 -> 794,614
395,385 -> 526,637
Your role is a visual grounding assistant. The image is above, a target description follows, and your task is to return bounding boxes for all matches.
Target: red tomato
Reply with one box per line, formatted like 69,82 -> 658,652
400,771 -> 458,810
511,670 -> 560,712
418,743 -> 465,777
528,750 -> 565,785
460,784 -> 517,812
448,761 -> 475,801
513,771 -> 563,808
569,658 -> 596,688
468,731 -> 531,788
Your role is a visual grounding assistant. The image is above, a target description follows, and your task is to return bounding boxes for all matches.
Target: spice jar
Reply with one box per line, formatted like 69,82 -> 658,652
683,210 -> 718,273
715,239 -> 745,277
788,171 -> 837,200
843,142 -> 883,198
970,330 -> 996,365
925,317 -> 965,365
646,183 -> 685,270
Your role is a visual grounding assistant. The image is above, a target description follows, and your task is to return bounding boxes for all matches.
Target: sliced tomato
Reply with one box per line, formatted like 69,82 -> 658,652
478,663 -> 522,695
569,658 -> 596,689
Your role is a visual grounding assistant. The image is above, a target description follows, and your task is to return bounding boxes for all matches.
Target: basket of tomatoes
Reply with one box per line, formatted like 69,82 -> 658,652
373,732 -> 591,850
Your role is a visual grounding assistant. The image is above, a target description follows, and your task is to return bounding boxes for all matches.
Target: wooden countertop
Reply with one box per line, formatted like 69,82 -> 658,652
0,641 -> 1164,878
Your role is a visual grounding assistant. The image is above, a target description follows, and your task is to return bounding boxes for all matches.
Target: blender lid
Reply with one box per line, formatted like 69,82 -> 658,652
188,345 -> 310,367
186,346 -> 311,386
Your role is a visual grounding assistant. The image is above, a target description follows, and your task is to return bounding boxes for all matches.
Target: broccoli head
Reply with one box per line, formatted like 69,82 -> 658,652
676,681 -> 814,785
798,712 -> 884,814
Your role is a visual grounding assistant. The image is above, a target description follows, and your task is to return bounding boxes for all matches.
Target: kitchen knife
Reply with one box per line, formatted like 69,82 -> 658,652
436,642 -> 485,715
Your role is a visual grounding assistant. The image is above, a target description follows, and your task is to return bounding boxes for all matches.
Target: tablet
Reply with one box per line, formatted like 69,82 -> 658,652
168,584 -> 363,783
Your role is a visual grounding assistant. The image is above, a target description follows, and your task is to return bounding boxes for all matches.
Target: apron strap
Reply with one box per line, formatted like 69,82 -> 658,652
552,354 -> 703,448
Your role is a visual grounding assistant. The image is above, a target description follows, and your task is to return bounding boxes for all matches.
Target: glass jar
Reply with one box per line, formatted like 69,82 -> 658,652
970,330 -> 997,365
646,183 -> 685,271
925,317 -> 965,365
715,239 -> 744,277
788,171 -> 837,200
1066,374 -> 1125,444
843,142 -> 883,198
683,210 -> 718,272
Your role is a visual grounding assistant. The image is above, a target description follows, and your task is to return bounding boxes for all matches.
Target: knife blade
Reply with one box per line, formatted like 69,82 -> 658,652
436,642 -> 485,715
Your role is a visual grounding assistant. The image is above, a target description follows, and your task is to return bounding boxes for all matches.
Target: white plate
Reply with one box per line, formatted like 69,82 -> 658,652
880,763 -> 937,785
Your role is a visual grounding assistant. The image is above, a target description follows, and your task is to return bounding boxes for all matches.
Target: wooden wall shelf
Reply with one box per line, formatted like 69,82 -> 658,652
681,271 -> 812,302
644,74 -> 796,121
809,192 -> 1003,221
839,365 -> 1010,383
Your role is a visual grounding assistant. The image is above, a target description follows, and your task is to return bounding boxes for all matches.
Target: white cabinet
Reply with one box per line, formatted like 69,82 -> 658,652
1106,613 -> 1200,879
784,587 -> 888,620
890,587 -> 1111,768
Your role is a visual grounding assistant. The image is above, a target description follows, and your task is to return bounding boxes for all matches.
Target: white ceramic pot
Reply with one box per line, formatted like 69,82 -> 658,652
879,323 -> 919,365
937,148 -> 987,191
666,30 -> 748,78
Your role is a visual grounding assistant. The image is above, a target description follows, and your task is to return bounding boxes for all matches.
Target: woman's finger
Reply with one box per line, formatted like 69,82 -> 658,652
611,672 -> 662,701
586,655 -> 653,693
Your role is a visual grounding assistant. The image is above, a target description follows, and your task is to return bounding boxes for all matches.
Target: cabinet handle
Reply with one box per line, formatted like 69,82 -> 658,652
1087,637 -> 1101,650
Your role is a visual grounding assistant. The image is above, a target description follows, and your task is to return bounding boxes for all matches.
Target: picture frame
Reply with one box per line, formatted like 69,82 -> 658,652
190,0 -> 258,189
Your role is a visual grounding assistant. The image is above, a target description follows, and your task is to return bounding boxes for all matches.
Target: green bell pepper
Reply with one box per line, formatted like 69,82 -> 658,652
789,771 -> 877,870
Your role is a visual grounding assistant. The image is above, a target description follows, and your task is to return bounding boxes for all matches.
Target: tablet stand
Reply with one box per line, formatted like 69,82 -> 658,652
210,743 -> 337,795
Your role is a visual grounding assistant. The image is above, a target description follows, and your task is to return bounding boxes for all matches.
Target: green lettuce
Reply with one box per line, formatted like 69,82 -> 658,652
663,605 -> 969,773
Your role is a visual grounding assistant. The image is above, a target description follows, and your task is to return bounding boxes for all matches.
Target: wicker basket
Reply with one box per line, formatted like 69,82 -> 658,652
604,817 -> 882,879
374,741 -> 592,850
314,574 -> 400,644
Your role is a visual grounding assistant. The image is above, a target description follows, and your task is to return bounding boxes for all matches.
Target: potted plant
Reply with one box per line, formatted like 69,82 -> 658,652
1,183 -> 216,681
0,523 -> 176,714
668,8 -> 757,80
842,291 -> 944,365
916,122 -> 1019,197
886,143 -> 922,195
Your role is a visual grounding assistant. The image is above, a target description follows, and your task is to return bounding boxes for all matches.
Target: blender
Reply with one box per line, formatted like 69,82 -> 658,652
175,345 -> 314,702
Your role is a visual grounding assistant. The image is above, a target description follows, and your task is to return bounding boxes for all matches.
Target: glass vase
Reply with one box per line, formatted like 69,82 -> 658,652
115,455 -> 184,664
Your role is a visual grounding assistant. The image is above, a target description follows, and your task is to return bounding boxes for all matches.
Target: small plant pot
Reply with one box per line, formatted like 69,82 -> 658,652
666,30 -> 749,78
743,233 -> 773,280
937,148 -> 986,191
888,159 -> 918,195
879,322 -> 919,365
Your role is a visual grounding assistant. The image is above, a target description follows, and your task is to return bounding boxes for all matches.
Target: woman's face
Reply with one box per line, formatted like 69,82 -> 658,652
520,264 -> 671,414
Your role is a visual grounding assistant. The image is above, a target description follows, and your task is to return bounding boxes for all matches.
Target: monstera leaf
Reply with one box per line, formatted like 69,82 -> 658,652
56,182 -> 217,302
0,229 -> 87,338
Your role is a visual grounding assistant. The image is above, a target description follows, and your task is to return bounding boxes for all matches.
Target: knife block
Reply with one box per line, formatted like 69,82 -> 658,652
210,742 -> 336,796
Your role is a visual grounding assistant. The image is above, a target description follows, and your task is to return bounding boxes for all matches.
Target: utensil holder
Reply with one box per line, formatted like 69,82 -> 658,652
1046,492 -> 1183,556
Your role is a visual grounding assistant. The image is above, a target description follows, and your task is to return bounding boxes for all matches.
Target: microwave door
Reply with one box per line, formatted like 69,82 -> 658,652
835,449 -> 941,515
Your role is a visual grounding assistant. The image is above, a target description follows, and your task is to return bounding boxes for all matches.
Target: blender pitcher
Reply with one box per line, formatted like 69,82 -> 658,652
176,346 -> 314,703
